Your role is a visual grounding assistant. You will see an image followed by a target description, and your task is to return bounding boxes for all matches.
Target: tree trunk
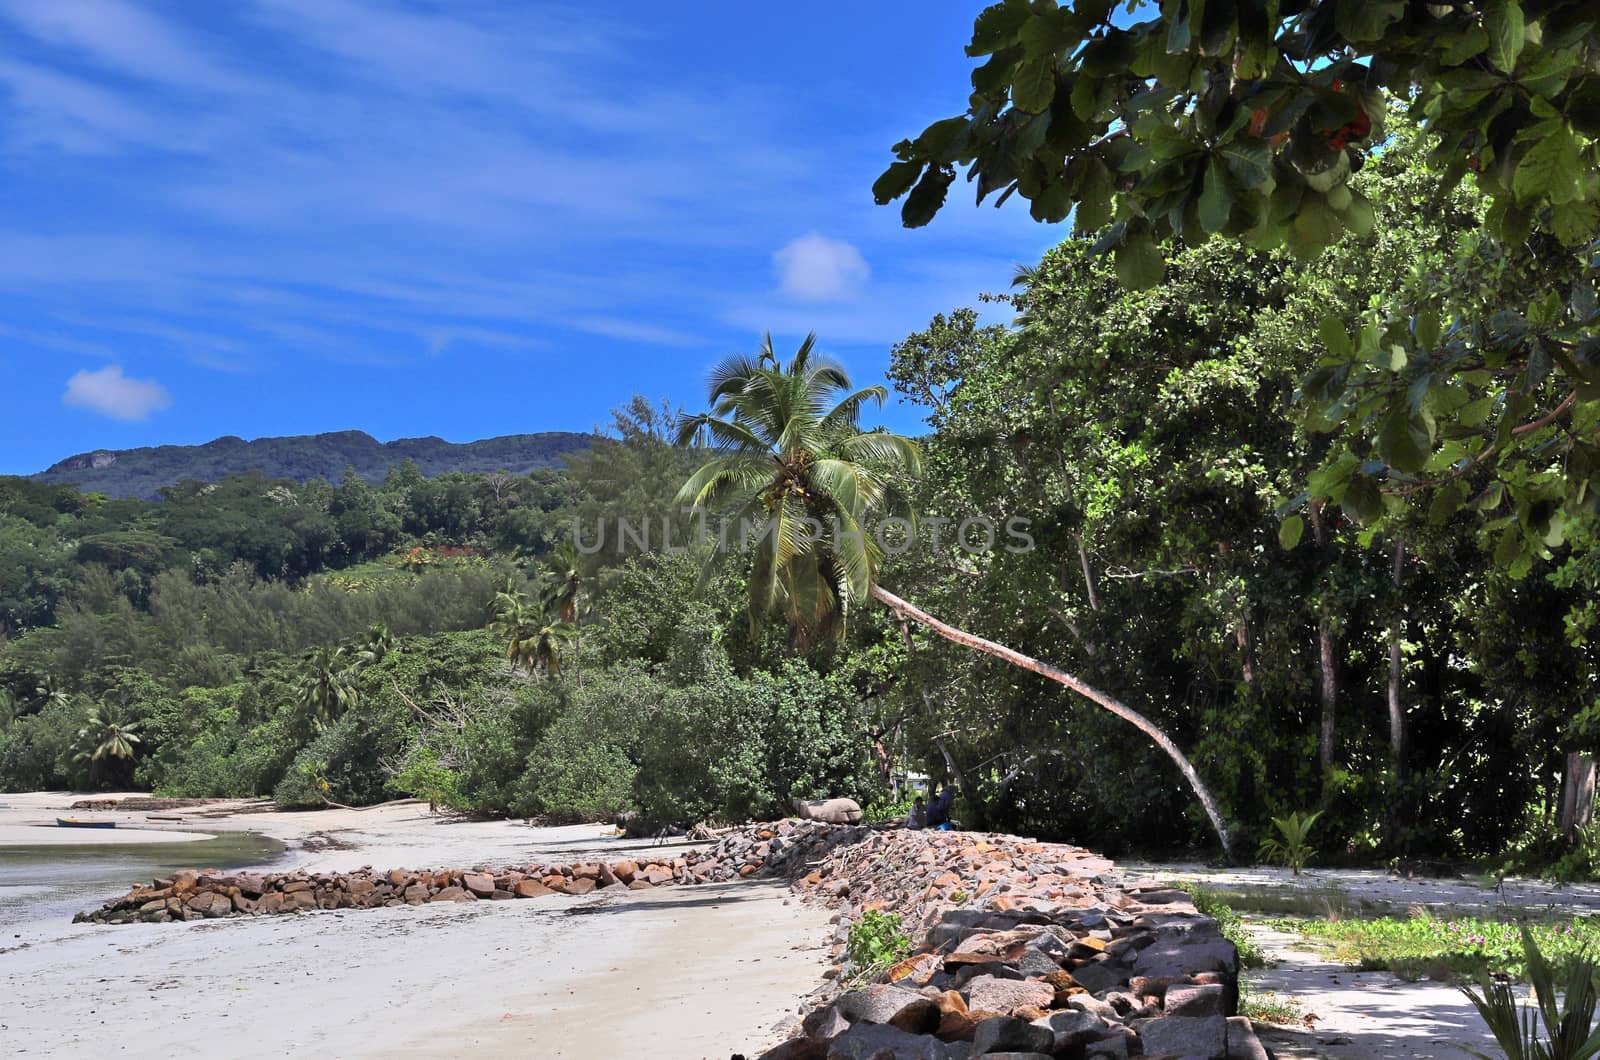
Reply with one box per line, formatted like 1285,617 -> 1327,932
874,584 -> 1233,858
1076,535 -> 1100,612
1387,539 -> 1406,767
1560,752 -> 1596,838
1236,614 -> 1255,687
1310,502 -> 1338,772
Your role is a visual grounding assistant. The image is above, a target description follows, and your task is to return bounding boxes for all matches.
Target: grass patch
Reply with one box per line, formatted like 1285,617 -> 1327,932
1267,913 -> 1600,982
1240,986 -> 1303,1025
1178,883 -> 1268,969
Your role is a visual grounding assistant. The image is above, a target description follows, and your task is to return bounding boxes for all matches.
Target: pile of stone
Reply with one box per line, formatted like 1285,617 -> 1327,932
67,796 -> 221,811
77,855 -> 702,924
760,886 -> 1266,1059
77,817 -> 874,924
716,828 -> 1264,1060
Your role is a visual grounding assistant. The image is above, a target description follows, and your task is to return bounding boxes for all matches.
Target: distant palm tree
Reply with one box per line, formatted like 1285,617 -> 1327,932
32,673 -> 69,712
73,703 -> 142,787
490,580 -> 575,676
676,332 -> 1235,857
542,542 -> 583,624
296,645 -> 357,730
353,624 -> 396,669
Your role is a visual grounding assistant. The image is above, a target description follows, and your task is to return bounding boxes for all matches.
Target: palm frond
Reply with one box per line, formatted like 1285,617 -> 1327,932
837,431 -> 925,476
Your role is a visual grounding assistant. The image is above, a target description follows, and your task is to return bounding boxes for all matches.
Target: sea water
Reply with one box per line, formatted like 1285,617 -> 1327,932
0,831 -> 285,929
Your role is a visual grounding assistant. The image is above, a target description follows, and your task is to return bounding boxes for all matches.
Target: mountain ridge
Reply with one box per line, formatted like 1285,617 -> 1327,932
32,429 -> 594,499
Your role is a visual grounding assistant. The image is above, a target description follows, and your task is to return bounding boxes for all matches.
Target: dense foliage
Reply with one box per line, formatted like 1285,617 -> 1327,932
878,0 -> 1599,573
866,118 -> 1600,863
0,407 -> 889,829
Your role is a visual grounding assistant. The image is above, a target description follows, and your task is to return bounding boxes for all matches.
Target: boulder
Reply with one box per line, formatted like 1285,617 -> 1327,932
1132,938 -> 1236,979
1225,1016 -> 1269,1060
963,976 -> 1055,1016
1164,982 -> 1225,1018
462,874 -> 495,897
1068,957 -> 1129,995
834,984 -> 939,1033
1133,1014 -> 1228,1059
514,880 -> 554,898
971,1016 -> 1054,1054
1030,1009 -> 1108,1051
822,1023 -> 962,1059
793,798 -> 864,825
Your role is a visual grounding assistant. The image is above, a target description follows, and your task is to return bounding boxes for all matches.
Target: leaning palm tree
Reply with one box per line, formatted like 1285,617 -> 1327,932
676,332 -> 1234,856
73,703 -> 142,787
676,331 -> 923,640
296,645 -> 357,730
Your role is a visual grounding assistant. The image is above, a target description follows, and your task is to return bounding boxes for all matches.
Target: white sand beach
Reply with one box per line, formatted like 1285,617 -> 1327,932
0,792 -> 832,1059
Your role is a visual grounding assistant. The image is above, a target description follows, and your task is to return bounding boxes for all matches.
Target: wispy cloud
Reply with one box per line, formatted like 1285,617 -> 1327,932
0,0 -> 256,93
62,365 -> 172,421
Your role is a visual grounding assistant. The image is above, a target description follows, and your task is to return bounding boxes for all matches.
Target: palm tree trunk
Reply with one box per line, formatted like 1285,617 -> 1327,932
1310,501 -> 1337,772
872,584 -> 1233,858
1387,538 -> 1406,767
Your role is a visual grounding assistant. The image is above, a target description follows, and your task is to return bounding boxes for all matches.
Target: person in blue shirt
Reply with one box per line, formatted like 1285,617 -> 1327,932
926,783 -> 955,830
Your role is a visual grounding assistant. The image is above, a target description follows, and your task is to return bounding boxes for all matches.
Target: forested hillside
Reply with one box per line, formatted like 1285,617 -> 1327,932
33,430 -> 594,499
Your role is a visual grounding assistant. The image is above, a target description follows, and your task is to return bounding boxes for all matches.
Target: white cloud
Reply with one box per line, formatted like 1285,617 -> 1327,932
62,365 -> 171,420
773,233 -> 870,302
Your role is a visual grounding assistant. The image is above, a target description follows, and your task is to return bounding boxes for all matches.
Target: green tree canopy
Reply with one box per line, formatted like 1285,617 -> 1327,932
877,0 -> 1599,568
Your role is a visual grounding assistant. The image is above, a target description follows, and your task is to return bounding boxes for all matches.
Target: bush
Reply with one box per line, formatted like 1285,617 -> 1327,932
513,710 -> 637,821
390,747 -> 463,811
0,697 -> 81,791
845,910 -> 912,981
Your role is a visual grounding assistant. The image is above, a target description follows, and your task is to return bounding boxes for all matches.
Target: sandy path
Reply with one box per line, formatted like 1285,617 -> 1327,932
1122,860 -> 1600,917
1122,862 -> 1578,1059
1241,925 -> 1496,1059
0,793 -> 833,1058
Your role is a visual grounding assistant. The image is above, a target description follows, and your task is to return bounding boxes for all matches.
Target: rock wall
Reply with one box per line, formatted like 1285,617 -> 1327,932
75,819 -> 841,923
75,821 -> 1258,1058
744,827 -> 1264,1059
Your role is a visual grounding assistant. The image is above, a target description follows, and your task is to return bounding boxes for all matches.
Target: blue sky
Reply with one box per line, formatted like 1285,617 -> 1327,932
0,1 -> 1062,475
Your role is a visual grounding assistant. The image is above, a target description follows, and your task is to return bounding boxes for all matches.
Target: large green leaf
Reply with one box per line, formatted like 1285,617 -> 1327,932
1114,233 -> 1167,289
1198,157 -> 1232,233
872,161 -> 923,205
1484,0 -> 1525,73
1012,56 -> 1057,113
1513,123 -> 1584,205
967,0 -> 1032,57
1278,515 -> 1305,550
1379,404 -> 1432,474
1336,0 -> 1403,42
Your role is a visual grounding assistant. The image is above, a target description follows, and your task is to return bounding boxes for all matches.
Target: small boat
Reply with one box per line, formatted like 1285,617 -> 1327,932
56,818 -> 116,829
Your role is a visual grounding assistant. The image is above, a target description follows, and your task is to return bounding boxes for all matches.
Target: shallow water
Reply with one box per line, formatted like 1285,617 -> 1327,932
0,831 -> 286,928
